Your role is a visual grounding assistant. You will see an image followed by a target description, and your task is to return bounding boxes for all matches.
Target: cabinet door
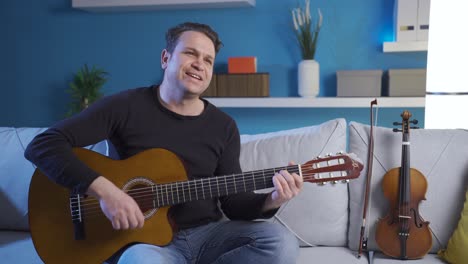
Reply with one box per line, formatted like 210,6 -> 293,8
395,0 -> 418,42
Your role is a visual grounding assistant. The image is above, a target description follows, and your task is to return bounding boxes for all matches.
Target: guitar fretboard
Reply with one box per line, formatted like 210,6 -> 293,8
150,165 -> 300,207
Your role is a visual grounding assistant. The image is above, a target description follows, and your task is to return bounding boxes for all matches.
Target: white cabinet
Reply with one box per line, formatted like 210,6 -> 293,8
395,0 -> 419,42
383,0 -> 431,52
72,0 -> 255,12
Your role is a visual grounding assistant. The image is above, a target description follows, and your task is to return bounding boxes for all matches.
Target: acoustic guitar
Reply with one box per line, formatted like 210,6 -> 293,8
29,148 -> 363,264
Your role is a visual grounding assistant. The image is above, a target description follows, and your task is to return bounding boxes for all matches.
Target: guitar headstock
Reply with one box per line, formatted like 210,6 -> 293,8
301,152 -> 363,184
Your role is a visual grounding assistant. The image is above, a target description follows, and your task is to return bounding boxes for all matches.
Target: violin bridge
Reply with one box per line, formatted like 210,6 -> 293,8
398,215 -> 411,219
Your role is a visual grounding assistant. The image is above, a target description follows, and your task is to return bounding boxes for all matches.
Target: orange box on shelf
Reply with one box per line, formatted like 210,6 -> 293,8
228,57 -> 257,74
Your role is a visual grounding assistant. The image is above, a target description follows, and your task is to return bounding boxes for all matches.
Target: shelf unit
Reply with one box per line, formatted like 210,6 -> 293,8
205,97 -> 425,108
383,41 -> 428,52
72,0 -> 255,12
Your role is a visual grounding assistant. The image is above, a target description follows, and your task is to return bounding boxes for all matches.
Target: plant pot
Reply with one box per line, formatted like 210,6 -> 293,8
298,59 -> 320,97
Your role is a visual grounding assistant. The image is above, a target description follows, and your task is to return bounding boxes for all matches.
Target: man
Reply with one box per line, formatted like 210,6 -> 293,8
25,22 -> 302,264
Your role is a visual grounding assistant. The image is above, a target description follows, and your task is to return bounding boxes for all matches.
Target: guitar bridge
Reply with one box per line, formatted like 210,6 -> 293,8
70,194 -> 86,240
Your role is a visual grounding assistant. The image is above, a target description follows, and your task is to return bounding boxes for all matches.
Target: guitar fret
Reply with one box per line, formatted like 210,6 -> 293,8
188,181 -> 191,202
233,174 -> 237,193
165,185 -> 169,206
171,184 -> 175,204
182,182 -> 186,202
242,173 -> 246,192
263,170 -> 266,187
208,179 -> 212,198
159,185 -> 163,206
76,195 -> 82,222
216,177 -> 220,197
252,171 -> 256,190
151,184 -> 157,208
154,184 -> 159,208
201,180 -> 205,200
225,176 -> 228,195
195,180 -> 199,201
175,182 -> 179,203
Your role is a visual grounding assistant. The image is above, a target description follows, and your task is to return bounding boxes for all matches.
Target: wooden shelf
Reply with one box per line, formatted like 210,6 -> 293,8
383,41 -> 428,52
72,0 -> 255,12
205,97 -> 425,108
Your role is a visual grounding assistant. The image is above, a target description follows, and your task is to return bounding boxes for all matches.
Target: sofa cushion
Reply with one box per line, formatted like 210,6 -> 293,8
438,190 -> 468,263
347,122 -> 468,254
0,127 -> 108,231
0,231 -> 43,263
298,247 -> 369,264
239,118 -> 348,246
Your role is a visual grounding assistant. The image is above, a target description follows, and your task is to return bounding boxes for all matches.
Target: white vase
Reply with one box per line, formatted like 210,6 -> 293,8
298,59 -> 320,97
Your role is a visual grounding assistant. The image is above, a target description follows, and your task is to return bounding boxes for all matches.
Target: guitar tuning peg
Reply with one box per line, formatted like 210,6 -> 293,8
337,151 -> 344,155
410,126 -> 419,129
410,119 -> 419,124
332,181 -> 338,184
393,122 -> 403,126
342,179 -> 350,183
392,128 -> 402,132
326,153 -> 332,157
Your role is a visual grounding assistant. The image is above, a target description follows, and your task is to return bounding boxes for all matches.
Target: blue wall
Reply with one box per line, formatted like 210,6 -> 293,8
1,0 -> 426,134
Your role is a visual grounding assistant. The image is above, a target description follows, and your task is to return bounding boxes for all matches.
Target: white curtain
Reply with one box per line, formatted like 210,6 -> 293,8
425,1 -> 468,129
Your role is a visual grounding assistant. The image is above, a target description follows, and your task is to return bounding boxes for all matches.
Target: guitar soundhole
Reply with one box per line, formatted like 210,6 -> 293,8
128,184 -> 154,212
123,178 -> 158,219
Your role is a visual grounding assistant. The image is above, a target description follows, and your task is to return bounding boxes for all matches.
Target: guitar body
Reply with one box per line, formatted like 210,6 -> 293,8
28,148 -> 187,264
28,147 -> 363,264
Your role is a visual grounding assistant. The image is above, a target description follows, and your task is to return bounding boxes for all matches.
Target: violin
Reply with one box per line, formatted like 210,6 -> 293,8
375,110 -> 432,259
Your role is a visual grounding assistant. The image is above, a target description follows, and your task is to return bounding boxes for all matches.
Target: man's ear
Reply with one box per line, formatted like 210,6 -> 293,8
161,49 -> 170,70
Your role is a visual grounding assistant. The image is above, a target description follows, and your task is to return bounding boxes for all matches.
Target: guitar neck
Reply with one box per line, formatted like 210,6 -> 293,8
152,165 -> 300,207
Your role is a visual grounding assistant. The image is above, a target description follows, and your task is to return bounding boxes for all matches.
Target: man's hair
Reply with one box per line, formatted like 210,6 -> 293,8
165,22 -> 223,54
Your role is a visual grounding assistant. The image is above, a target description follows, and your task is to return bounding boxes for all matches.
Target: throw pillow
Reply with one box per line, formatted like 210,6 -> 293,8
239,118 -> 348,246
438,191 -> 468,264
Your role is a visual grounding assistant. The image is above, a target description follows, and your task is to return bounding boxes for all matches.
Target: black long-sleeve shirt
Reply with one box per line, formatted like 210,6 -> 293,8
25,86 -> 275,229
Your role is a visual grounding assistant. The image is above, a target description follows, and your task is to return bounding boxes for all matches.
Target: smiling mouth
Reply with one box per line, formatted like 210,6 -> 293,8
186,72 -> 202,81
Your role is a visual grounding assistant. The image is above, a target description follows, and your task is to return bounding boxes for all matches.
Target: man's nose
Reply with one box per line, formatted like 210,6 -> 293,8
192,59 -> 204,71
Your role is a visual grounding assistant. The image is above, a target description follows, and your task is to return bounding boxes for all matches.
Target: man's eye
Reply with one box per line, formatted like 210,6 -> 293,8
205,59 -> 213,65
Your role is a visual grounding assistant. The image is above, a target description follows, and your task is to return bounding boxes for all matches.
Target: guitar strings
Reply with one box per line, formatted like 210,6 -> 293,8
70,166 -> 354,220
71,160 -> 348,208
69,162 -> 354,219
70,173 -> 327,220
70,161 -> 345,210
69,161 -> 353,218
72,164 -> 296,206
72,165 -> 299,214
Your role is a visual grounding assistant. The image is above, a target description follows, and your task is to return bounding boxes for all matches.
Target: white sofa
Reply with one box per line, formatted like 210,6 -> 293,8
240,118 -> 467,264
0,119 -> 466,263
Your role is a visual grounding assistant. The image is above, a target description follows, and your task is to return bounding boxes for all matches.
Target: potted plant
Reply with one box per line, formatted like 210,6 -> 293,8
66,64 -> 108,117
291,0 -> 323,97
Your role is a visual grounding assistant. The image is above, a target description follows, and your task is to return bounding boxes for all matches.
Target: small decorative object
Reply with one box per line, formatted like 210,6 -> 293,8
228,57 -> 257,74
66,64 -> 108,117
292,0 -> 322,97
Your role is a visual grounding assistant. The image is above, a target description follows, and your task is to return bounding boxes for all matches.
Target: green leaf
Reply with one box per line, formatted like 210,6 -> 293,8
66,64 -> 108,117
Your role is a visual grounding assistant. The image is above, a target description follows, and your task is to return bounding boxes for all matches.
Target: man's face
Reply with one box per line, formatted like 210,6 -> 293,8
161,31 -> 215,97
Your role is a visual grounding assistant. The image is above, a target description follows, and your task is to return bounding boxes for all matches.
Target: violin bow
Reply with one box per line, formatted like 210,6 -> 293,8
357,99 -> 378,258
